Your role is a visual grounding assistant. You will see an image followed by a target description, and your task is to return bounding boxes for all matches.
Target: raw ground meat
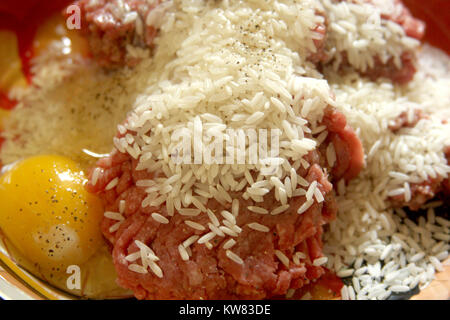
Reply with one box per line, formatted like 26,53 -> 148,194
364,0 -> 425,84
389,117 -> 449,210
390,176 -> 447,211
71,0 -> 423,85
383,0 -> 426,40
388,109 -> 426,132
390,146 -> 450,210
74,0 -> 329,67
329,0 -> 425,84
320,107 -> 364,182
362,51 -> 418,85
86,106 -> 364,299
307,11 -> 328,64
73,0 -> 161,67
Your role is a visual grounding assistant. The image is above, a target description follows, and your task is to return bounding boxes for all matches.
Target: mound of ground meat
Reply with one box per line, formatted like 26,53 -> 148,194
327,0 -> 425,84
389,145 -> 450,210
371,0 -> 425,84
86,106 -> 364,299
73,0 -> 162,67
388,113 -> 450,210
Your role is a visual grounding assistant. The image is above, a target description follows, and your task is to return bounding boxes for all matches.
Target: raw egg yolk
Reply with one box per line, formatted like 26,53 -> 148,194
0,155 -> 104,272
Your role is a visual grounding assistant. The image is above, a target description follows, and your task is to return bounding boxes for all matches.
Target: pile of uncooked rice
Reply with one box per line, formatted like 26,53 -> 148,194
322,45 -> 450,300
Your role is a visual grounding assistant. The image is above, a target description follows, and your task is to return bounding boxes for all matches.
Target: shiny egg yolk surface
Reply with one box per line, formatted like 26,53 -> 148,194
0,155 -> 104,273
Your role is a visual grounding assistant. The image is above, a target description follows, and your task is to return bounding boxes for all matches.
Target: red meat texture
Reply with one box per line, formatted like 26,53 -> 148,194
86,106 -> 364,299
388,116 -> 449,210
329,0 -> 425,84
73,0 -> 424,84
74,0 -> 161,67
75,0 -> 328,68
360,0 -> 425,84
389,145 -> 450,210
